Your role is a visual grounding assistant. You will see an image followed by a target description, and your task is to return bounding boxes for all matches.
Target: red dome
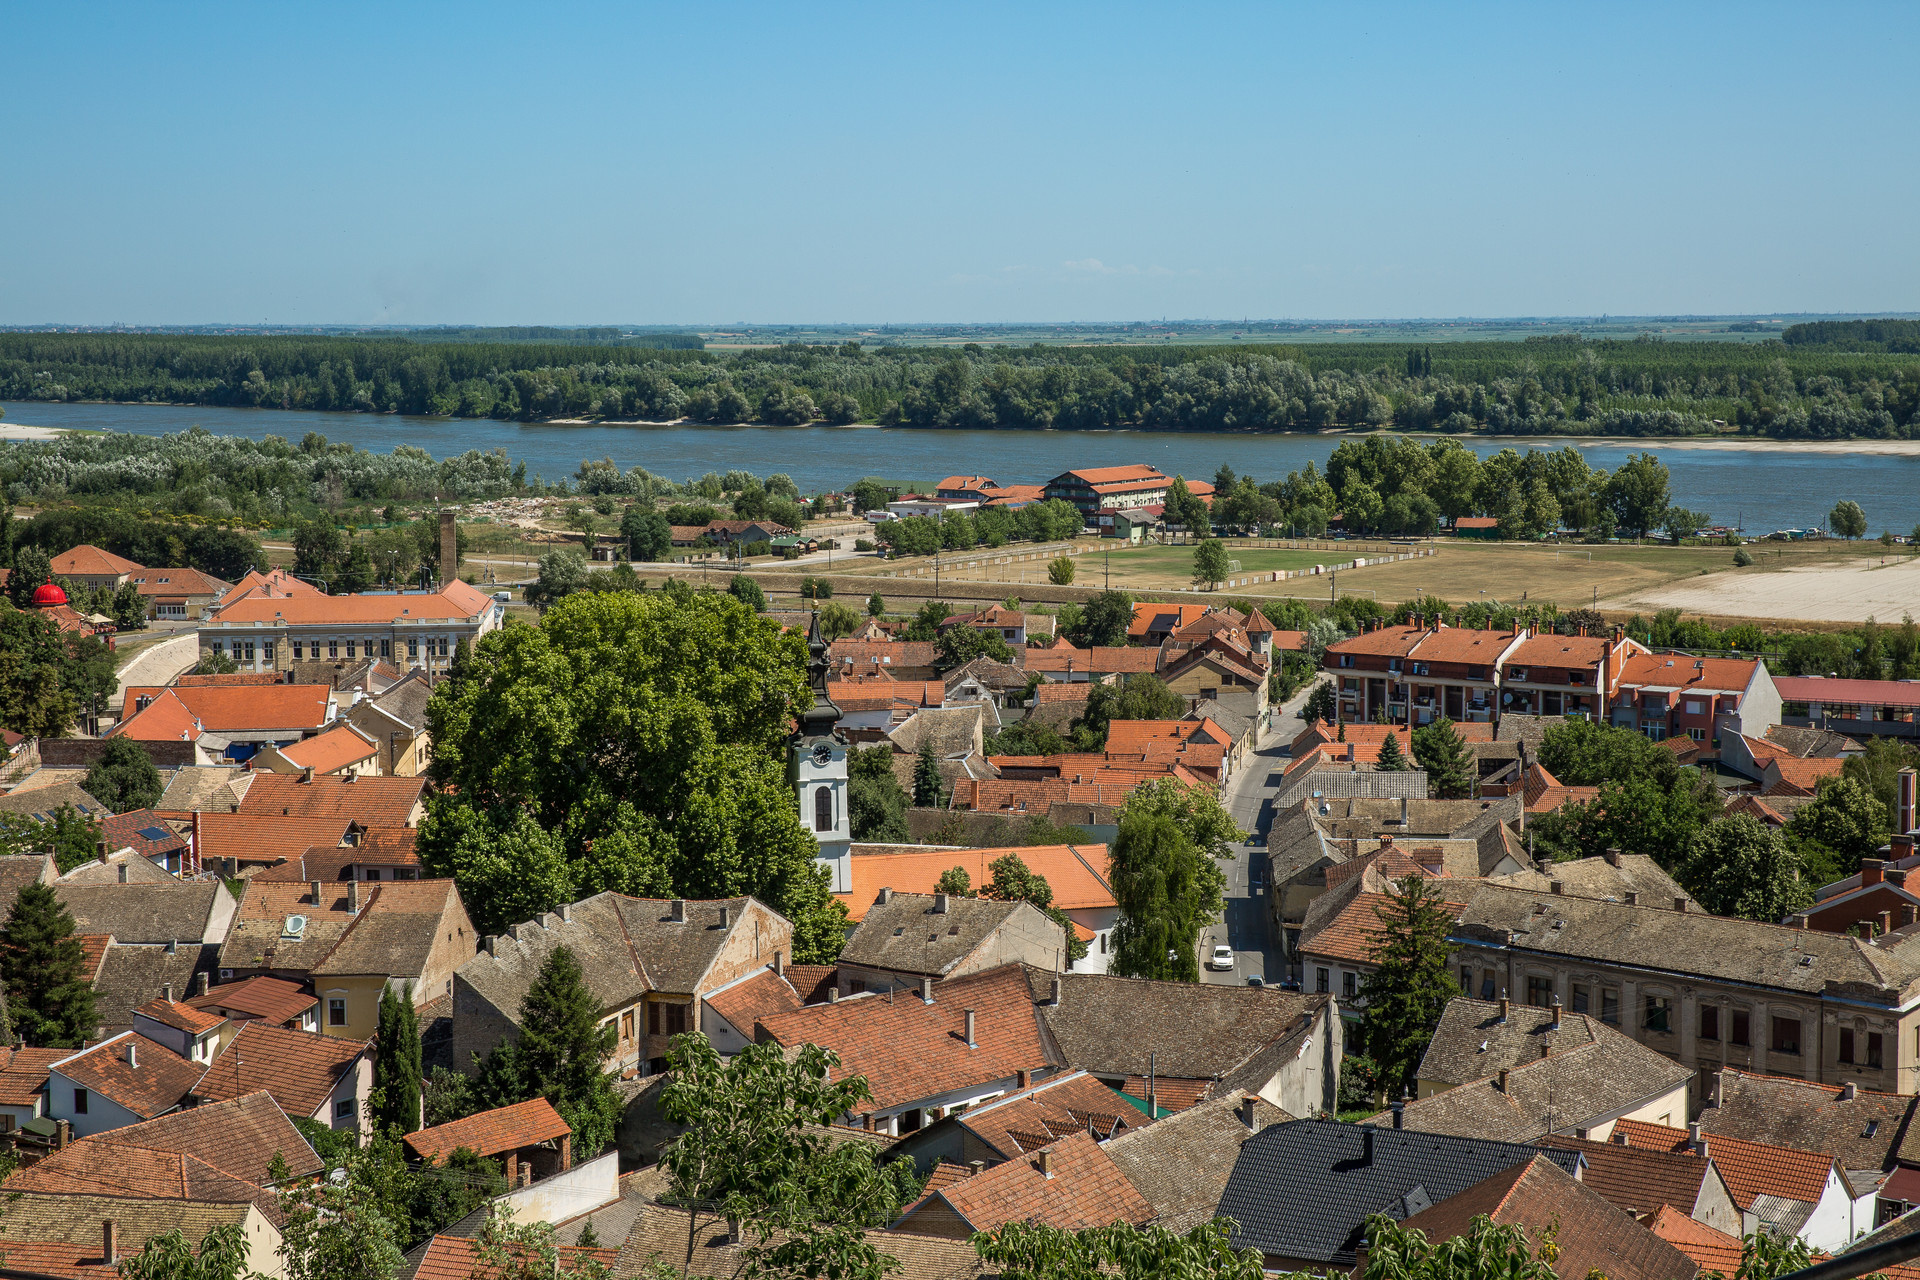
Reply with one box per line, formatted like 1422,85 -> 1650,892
31,578 -> 68,607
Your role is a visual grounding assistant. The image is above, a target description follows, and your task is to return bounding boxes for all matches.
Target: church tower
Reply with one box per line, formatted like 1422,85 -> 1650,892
790,612 -> 851,893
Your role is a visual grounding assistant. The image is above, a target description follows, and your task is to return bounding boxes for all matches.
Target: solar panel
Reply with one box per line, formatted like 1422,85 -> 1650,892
137,825 -> 171,841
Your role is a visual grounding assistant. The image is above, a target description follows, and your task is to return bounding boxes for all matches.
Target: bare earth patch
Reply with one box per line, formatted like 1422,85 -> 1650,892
1611,555 -> 1920,623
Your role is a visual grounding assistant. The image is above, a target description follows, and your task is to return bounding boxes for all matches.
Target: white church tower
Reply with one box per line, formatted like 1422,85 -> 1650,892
790,612 -> 851,893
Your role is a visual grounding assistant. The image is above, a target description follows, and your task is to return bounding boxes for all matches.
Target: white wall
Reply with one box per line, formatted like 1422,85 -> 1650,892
47,1068 -> 147,1138
1787,1169 -> 1876,1252
498,1150 -> 619,1226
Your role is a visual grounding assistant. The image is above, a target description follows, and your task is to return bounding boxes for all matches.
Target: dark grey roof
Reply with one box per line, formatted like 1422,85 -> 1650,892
371,673 -> 433,732
93,943 -> 216,1037
1701,1069 -> 1916,1174
943,657 -> 1027,694
841,893 -> 1050,979
1216,1119 -> 1581,1263
56,883 -> 227,946
1310,796 -> 1521,839
1495,713 -> 1570,746
1417,997 -> 1599,1087
1023,967 -> 1327,1086
1763,724 -> 1862,759
0,854 -> 54,919
1264,807 -> 1338,892
1456,884 -> 1920,996
1103,1091 -> 1292,1234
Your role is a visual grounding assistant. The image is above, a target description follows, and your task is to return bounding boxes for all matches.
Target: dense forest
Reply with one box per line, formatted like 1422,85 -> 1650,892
2,331 -> 1917,439
1783,319 -> 1920,354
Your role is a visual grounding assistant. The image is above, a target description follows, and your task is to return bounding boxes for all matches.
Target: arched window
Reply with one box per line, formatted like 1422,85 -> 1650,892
815,785 -> 833,833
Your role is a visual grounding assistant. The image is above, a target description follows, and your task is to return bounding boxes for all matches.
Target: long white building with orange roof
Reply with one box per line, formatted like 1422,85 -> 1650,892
196,580 -> 503,677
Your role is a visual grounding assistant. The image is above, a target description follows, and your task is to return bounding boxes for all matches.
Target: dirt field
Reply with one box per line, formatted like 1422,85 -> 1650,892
1614,551 -> 1920,623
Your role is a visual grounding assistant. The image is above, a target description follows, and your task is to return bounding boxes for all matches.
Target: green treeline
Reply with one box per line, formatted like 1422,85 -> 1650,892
387,327 -> 704,347
1783,319 -> 1920,354
3,331 -> 1918,439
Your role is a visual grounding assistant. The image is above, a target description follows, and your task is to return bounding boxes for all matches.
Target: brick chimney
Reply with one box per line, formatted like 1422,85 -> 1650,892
963,1009 -> 977,1048
1674,896 -> 1690,913
1550,879 -> 1564,895
933,893 -> 950,914
670,898 -> 686,923
1549,998 -> 1562,1030
1017,1068 -> 1031,1089
827,987 -> 839,1003
95,838 -> 108,864
1880,910 -> 1895,936
1688,1121 -> 1706,1156
774,950 -> 785,978
439,510 -> 458,585
346,879 -> 360,915
876,887 -> 892,906
1841,1081 -> 1859,1101
103,1220 -> 118,1267
1863,860 -> 1887,887
1604,847 -> 1621,867
301,765 -> 315,785
196,971 -> 210,997
1241,1096 -> 1260,1130
1498,992 -> 1510,1023
1037,1150 -> 1054,1178
309,879 -> 323,906
1496,1069 -> 1510,1093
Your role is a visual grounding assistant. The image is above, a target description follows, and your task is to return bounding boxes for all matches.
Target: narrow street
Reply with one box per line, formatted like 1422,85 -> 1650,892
1198,680 -> 1321,988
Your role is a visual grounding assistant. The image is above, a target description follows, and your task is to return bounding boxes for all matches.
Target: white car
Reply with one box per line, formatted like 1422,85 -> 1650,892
1208,944 -> 1236,971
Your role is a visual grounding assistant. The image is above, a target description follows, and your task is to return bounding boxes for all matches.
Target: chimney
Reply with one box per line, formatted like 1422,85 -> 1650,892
1625,891 -> 1639,906
125,1041 -> 137,1068
969,1160 -> 985,1177
347,879 -> 360,915
196,971 -> 210,997
1863,859 -> 1887,887
1902,767 -> 1917,835
1688,1121 -> 1706,1157
1792,915 -> 1810,930
1390,1095 -> 1405,1128
1881,910 -> 1896,937
162,982 -> 173,1003
876,887 -> 892,906
861,1112 -> 874,1131
55,1119 -> 70,1150
1841,1081 -> 1859,1101
1904,905 -> 1918,928
1604,846 -> 1622,867
483,935 -> 498,957
1498,991 -> 1510,1023
103,1220 -> 118,1267
1674,896 -> 1690,913
1550,997 -> 1562,1030
933,893 -> 950,914
309,879 -> 323,906
439,510 -> 458,585
1610,1130 -> 1629,1144
827,987 -> 840,1003
1037,1150 -> 1053,1178
1241,1096 -> 1260,1130
1496,1068 -> 1511,1093
670,898 -> 686,923
1550,879 -> 1563,895
1380,834 -> 1394,849
559,902 -> 572,923
1890,869 -> 1909,888
720,904 -> 731,929
963,1009 -> 977,1048
774,950 -> 785,978
1711,1069 -> 1724,1108
921,976 -> 934,1005
117,863 -> 128,884
301,765 -> 315,785
96,838 -> 108,864
1048,978 -> 1062,1006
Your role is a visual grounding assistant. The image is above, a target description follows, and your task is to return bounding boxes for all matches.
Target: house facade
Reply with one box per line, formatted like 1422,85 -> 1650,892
1323,622 -> 1530,726
198,580 -> 504,677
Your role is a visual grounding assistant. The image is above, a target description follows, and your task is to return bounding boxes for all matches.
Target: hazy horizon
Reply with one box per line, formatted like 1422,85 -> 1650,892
6,3 -> 1916,326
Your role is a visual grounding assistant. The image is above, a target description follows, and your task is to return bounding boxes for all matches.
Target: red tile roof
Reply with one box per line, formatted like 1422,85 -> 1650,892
1504,633 -> 1615,668
0,1046 -> 66,1107
98,810 -> 189,861
1766,757 -> 1846,794
237,772 -> 424,826
190,813 -> 354,866
52,1033 -> 204,1119
273,724 -> 379,775
133,996 -> 226,1036
953,765 -> 1206,813
952,1070 -> 1140,1159
1618,653 -> 1761,696
837,844 -> 1114,920
195,1022 -> 368,1119
704,968 -> 802,1031
904,1131 -> 1151,1232
1613,1118 -> 1836,1210
130,568 -> 231,598
188,975 -> 318,1025
94,1089 -> 323,1183
213,580 -> 496,626
1542,1135 -> 1719,1218
1129,603 -> 1210,639
413,1235 -> 616,1280
755,965 -> 1049,1112
116,685 -> 333,737
1299,891 -> 1469,967
7,1138 -> 270,1206
1023,646 -> 1161,675
405,1097 -> 571,1163
51,545 -> 143,577
1776,676 -> 1920,709
218,568 -> 324,608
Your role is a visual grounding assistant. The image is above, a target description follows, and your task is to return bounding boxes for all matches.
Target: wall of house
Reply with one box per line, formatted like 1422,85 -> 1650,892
1066,906 -> 1120,975
496,1149 -> 619,1226
204,884 -> 239,945
0,1099 -> 41,1132
1584,1081 -> 1691,1141
1246,1002 -> 1343,1118
413,899 -> 480,1007
240,1205 -> 286,1280
892,1196 -> 973,1239
452,974 -> 521,1078
317,975 -> 388,1042
1690,1174 -> 1744,1238
1793,1173 -> 1876,1252
48,1068 -> 147,1138
321,1053 -> 374,1142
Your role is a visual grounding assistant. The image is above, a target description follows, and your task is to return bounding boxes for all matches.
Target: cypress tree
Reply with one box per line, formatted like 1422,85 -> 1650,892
515,946 -> 618,1155
913,739 -> 943,808
372,982 -> 423,1134
0,881 -> 96,1047
1359,877 -> 1462,1098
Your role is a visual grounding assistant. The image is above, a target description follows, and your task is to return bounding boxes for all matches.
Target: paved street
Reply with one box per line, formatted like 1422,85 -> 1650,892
1198,680 -> 1322,988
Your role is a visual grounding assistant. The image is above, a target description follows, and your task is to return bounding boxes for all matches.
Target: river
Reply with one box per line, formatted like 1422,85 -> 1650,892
5,400 -> 1916,533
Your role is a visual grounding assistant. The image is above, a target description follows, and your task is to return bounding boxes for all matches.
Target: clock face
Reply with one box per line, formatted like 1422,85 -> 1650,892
811,743 -> 834,767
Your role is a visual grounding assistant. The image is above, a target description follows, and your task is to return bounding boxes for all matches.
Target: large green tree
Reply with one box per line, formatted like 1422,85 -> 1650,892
973,1220 -> 1263,1280
1108,779 -> 1236,982
0,880 -> 96,1047
371,982 -> 423,1135
1192,539 -> 1231,590
1357,877 -> 1460,1099
912,739 -> 943,808
661,1036 -> 921,1280
1073,590 -> 1135,648
1679,815 -> 1815,922
1075,674 -> 1184,749
1529,770 -> 1721,870
0,603 -> 106,738
935,624 -> 1013,670
0,802 -> 104,873
1787,775 -> 1889,881
1374,732 -> 1411,772
420,589 -> 846,962
1411,718 -> 1476,799
117,1224 -> 255,1280
621,506 -> 672,561
84,735 -> 163,812
848,745 -> 910,842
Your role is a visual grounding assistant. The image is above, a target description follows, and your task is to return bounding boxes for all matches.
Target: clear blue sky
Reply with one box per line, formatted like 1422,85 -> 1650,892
5,2 -> 1916,325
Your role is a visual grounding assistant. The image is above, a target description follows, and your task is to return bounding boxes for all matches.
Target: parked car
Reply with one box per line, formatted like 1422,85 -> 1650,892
1208,944 -> 1236,971
1245,975 -> 1264,988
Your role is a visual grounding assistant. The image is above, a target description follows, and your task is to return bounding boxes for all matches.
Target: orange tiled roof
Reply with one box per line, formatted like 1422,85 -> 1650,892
0,1046 -> 65,1107
1768,757 -> 1846,791
196,1022 -> 369,1119
274,724 -> 379,775
1618,653 -> 1761,696
1504,633 -> 1614,668
1032,683 -> 1089,704
133,996 -> 226,1036
911,1131 -> 1152,1232
1299,890 -> 1469,967
51,545 -> 143,577
131,568 -> 231,598
1059,464 -> 1166,487
1129,603 -> 1210,639
755,965 -> 1048,1112
251,831 -> 421,882
1644,1205 -> 1745,1277
219,569 -> 323,608
52,1033 -> 204,1120
1024,647 -> 1161,675
191,814 -> 354,865
116,685 -> 333,737
237,772 -> 424,826
6,1138 -> 269,1206
953,765 -> 1207,813
188,975 -> 318,1025
404,1097 -> 571,1163
1613,1118 -> 1835,1210
704,968 -> 801,1031
413,1235 -> 615,1280
953,1070 -> 1140,1159
838,844 -> 1114,920
212,580 -> 495,626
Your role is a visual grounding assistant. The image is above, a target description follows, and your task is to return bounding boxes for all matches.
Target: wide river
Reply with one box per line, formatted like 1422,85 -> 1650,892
6,400 -> 1917,533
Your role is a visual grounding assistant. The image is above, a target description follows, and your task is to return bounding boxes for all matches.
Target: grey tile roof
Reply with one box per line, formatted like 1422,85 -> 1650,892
308,880 -> 464,980
1022,967 -> 1328,1089
156,766 -> 255,812
1454,884 -> 1920,997
1418,997 -> 1597,1086
1102,1090 -> 1292,1234
1485,853 -> 1686,905
56,882 -> 228,946
1702,1068 -> 1915,1174
887,706 -> 986,759
457,893 -> 650,1022
93,942 -> 216,1036
0,854 -> 54,919
372,672 -> 434,731
1310,796 -> 1522,838
1495,713 -> 1570,746
840,893 -> 1045,979
0,781 -> 110,822
1763,724 -> 1862,758
1215,1119 -> 1581,1264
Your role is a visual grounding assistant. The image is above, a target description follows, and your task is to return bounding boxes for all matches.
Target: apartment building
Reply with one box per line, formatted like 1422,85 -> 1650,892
197,580 -> 503,677
1610,654 -> 1781,753
1322,621 -> 1529,726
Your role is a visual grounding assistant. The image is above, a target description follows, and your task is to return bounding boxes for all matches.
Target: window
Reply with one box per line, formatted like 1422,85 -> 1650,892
815,785 -> 833,833
1480,973 -> 1495,1000
242,642 -> 255,662
1841,1028 -> 1856,1063
262,643 -> 274,664
1644,995 -> 1672,1034
1732,1010 -> 1751,1046
334,1097 -> 356,1121
346,641 -> 356,659
329,640 -> 339,659
1461,966 -> 1474,993
328,997 -> 347,1027
210,641 -> 223,658
1689,728 -> 1707,741
848,979 -> 866,995
648,1003 -> 661,1036
408,638 -> 419,659
1339,655 -> 1355,668
73,1088 -> 88,1114
1316,968 -> 1330,994
292,642 -> 303,660
664,1002 -> 689,1035
1342,972 -> 1358,999
1601,989 -> 1620,1025
1700,1006 -> 1720,1041
1870,1033 -> 1885,1068
1526,976 -> 1553,1008
381,639 -> 391,657
621,1012 -> 633,1041
1571,984 -> 1591,1014
1772,1016 -> 1801,1056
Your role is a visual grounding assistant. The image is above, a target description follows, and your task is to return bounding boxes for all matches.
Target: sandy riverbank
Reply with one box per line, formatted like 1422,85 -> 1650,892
0,424 -> 73,440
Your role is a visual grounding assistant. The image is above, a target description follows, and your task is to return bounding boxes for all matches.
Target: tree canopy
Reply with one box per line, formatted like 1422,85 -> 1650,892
84,735 -> 162,812
1108,780 -> 1236,982
0,880 -> 96,1047
1358,877 -> 1461,1099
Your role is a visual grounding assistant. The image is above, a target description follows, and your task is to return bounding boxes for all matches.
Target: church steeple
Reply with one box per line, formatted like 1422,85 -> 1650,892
797,610 -> 841,743
790,610 -> 851,893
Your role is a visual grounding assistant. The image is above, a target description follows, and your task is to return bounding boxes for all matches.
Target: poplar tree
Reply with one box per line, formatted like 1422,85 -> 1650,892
913,740 -> 943,808
371,982 -> 423,1134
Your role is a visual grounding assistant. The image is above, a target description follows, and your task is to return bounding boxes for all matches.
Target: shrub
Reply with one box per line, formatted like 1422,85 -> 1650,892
1733,546 -> 1754,567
